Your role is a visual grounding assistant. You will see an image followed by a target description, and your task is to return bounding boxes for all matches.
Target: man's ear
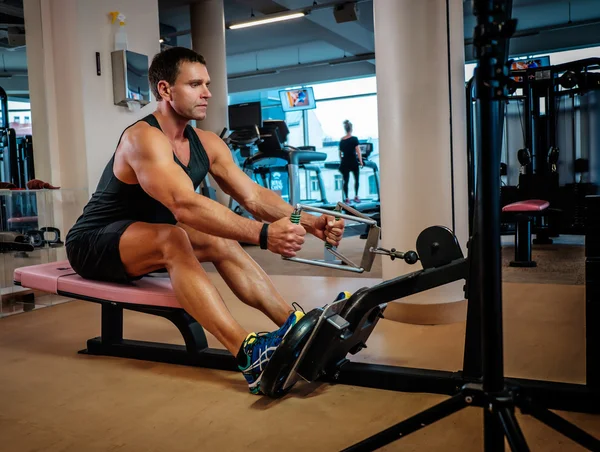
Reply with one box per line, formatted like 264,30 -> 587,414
156,81 -> 171,100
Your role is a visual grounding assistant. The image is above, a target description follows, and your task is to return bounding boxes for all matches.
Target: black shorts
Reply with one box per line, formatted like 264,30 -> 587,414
66,220 -> 137,284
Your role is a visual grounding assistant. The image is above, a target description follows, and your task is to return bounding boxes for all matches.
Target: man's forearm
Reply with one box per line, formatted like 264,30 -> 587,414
176,195 -> 263,244
244,187 -> 318,234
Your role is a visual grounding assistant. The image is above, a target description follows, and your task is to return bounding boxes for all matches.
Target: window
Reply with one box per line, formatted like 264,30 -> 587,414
334,174 -> 343,191
305,93 -> 379,203
311,76 -> 377,100
310,176 -> 319,192
285,111 -> 304,148
7,100 -> 32,137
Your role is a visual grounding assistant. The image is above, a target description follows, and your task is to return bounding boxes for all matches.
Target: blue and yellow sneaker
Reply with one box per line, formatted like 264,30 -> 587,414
274,303 -> 306,341
335,291 -> 352,302
238,331 -> 281,394
238,304 -> 306,394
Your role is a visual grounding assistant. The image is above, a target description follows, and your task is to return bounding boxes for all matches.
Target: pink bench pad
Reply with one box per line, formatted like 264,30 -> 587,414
14,261 -> 180,309
502,200 -> 549,212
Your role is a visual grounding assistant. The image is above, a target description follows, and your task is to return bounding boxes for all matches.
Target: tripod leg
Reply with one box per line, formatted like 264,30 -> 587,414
525,403 -> 600,451
485,410 -> 506,452
496,407 -> 530,452
342,393 -> 468,452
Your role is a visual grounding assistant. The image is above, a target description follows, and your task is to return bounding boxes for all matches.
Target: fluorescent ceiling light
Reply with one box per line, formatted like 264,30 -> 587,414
228,12 -> 306,29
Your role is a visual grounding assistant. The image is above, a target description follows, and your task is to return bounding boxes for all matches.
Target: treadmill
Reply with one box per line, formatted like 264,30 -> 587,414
245,120 -> 329,206
324,142 -> 380,214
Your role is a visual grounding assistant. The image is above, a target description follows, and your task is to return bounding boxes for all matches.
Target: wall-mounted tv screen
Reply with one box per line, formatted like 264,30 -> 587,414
279,87 -> 316,112
511,56 -> 550,82
511,55 -> 550,71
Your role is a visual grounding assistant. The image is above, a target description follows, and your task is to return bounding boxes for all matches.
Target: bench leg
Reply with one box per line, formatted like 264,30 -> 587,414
163,310 -> 209,353
533,215 -> 554,245
98,303 -> 208,351
101,303 -> 123,343
510,218 -> 537,267
80,301 -> 239,371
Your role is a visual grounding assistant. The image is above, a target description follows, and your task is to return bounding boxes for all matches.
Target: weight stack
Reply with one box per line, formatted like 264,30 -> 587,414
584,195 -> 600,388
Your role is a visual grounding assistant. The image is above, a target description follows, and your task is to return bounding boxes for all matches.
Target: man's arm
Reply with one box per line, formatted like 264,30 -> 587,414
125,127 -> 267,245
202,130 -> 321,235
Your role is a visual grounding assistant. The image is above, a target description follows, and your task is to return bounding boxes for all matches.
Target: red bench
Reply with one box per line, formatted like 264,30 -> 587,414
502,199 -> 550,267
14,261 -> 237,371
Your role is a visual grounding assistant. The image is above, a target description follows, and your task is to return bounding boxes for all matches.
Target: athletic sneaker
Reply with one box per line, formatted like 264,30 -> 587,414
274,303 -> 305,340
238,331 -> 281,394
335,291 -> 352,302
238,306 -> 305,394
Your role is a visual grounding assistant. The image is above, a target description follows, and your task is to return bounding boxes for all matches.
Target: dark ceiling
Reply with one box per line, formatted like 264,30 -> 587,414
0,0 -> 598,95
157,0 -> 600,92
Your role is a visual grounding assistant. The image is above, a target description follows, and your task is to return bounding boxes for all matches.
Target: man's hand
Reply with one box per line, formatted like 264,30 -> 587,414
312,215 -> 345,247
268,217 -> 306,258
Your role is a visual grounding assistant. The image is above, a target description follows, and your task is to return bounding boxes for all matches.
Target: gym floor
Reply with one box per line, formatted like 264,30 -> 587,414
0,235 -> 598,451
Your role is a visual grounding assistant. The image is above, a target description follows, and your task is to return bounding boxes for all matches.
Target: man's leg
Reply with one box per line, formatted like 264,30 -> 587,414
176,222 -> 294,327
117,222 -> 298,394
119,222 -> 248,356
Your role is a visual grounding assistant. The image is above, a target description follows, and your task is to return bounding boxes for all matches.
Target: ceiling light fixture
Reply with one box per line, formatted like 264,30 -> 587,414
161,1 -> 370,38
228,11 -> 306,30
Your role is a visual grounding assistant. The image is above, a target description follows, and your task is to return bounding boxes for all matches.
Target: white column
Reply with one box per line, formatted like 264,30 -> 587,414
190,0 -> 230,206
374,0 -> 469,324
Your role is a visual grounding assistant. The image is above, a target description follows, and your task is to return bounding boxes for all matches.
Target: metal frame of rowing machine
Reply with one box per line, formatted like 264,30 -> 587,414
15,217 -> 599,414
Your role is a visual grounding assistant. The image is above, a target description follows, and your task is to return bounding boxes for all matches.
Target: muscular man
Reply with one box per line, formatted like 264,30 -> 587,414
65,47 -> 344,395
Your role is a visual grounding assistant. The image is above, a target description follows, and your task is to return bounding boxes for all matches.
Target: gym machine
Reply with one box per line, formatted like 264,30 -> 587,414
323,142 -> 381,214
248,119 -> 329,206
468,55 -> 600,238
261,2 -> 600,450
225,102 -> 330,207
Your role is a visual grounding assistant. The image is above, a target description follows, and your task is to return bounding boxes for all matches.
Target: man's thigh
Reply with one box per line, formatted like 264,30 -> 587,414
67,220 -> 148,283
119,222 -> 194,277
176,222 -> 244,263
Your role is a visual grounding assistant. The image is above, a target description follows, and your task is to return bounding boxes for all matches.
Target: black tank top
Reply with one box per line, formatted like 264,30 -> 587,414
66,114 -> 210,240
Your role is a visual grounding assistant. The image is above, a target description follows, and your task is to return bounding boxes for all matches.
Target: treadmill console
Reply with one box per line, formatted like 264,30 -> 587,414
359,143 -> 373,160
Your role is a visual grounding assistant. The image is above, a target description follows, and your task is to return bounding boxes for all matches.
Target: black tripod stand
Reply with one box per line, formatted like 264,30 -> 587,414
343,1 -> 600,451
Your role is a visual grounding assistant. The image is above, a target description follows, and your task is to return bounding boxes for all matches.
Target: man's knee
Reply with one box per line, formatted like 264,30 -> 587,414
159,225 -> 195,259
195,234 -> 241,263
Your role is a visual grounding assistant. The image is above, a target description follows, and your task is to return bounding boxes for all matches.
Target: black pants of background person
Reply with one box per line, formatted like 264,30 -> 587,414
340,164 -> 359,201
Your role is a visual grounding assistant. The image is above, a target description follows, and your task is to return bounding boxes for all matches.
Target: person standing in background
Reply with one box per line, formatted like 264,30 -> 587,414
338,119 -> 363,203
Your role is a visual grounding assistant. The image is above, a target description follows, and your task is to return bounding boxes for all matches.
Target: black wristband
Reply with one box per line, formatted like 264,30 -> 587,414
259,223 -> 269,250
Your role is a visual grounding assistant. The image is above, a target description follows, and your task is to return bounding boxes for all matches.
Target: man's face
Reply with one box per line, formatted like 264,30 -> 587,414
166,61 -> 212,121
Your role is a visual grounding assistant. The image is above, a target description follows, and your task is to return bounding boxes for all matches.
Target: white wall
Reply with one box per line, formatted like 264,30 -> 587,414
78,1 -> 160,194
25,0 -> 160,196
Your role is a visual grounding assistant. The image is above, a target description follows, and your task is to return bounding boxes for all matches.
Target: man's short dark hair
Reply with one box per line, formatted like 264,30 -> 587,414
149,47 -> 207,100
